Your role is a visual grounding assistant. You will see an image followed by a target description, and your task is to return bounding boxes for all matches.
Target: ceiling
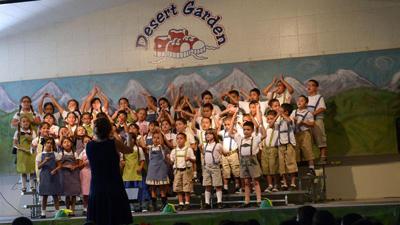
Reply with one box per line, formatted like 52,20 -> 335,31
0,0 -> 132,38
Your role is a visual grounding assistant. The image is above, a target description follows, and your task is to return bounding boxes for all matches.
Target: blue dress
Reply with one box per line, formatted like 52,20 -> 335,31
39,152 -> 61,196
86,139 -> 132,225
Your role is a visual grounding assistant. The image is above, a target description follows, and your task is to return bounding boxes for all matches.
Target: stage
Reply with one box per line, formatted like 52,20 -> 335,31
1,199 -> 399,225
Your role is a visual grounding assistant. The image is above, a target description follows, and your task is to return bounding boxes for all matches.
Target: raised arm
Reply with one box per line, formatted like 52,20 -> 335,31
38,93 -> 47,115
262,76 -> 277,96
82,86 -> 97,112
142,92 -> 157,112
49,94 -> 65,115
96,86 -> 110,112
228,109 -> 238,137
280,75 -> 294,94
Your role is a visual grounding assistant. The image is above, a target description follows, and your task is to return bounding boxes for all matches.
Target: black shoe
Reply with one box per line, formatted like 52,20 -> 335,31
217,202 -> 223,209
177,204 -> 184,211
40,214 -> 46,219
21,188 -> 27,193
183,204 -> 190,211
222,189 -> 229,194
240,203 -> 251,208
82,210 -> 87,216
202,203 -> 211,210
307,168 -> 316,176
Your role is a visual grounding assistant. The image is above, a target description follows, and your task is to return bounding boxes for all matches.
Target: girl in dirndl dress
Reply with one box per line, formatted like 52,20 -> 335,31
78,135 -> 92,215
122,134 -> 150,212
140,129 -> 170,211
36,138 -> 61,218
54,137 -> 81,216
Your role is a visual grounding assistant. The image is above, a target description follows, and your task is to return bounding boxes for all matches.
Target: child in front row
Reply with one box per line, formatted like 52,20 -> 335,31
230,106 -> 265,207
261,110 -> 280,192
36,138 -> 61,218
53,137 -> 81,216
218,116 -> 241,193
271,103 -> 298,190
78,135 -> 92,215
122,133 -> 149,212
170,133 -> 196,211
13,116 -> 36,193
291,95 -> 315,176
202,129 -> 224,209
141,130 -> 170,211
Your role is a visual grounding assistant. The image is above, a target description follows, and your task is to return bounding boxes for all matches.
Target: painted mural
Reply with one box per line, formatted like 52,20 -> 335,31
0,48 -> 399,174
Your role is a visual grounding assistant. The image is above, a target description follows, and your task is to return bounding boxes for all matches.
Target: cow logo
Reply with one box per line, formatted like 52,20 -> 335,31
153,28 -> 218,62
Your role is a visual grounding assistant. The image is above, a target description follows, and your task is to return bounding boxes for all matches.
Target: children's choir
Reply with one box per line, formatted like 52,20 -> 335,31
10,77 -> 327,216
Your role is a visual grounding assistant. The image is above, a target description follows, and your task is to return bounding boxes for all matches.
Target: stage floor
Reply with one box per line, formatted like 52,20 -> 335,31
1,199 -> 399,225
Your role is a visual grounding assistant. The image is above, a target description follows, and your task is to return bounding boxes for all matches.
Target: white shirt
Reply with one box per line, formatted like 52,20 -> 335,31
62,151 -> 79,158
218,130 -> 238,153
307,94 -> 326,119
170,146 -> 195,169
164,131 -> 177,147
203,142 -> 222,165
234,133 -> 262,156
196,116 -> 217,130
196,129 -> 207,145
264,127 -> 279,148
290,108 -> 314,132
267,89 -> 292,105
275,119 -> 296,146
13,110 -> 37,121
36,151 -> 62,163
239,100 -> 269,116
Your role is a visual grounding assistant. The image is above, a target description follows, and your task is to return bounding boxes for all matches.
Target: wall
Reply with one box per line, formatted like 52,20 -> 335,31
0,0 -> 399,203
0,0 -> 399,82
326,161 -> 400,200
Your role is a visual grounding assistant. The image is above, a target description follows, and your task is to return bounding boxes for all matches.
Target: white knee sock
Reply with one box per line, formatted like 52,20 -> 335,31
205,191 -> 211,204
21,174 -> 27,189
216,190 -> 222,203
29,174 -> 35,188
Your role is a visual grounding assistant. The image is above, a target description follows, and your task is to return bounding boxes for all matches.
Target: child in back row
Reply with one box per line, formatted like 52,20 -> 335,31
306,80 -> 328,162
291,95 -> 315,176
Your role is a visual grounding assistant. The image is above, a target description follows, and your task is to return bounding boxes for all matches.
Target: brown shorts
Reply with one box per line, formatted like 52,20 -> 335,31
261,146 -> 279,175
295,130 -> 315,162
173,167 -> 193,193
311,119 -> 327,148
202,164 -> 223,187
221,152 -> 240,179
240,155 -> 262,179
278,144 -> 298,175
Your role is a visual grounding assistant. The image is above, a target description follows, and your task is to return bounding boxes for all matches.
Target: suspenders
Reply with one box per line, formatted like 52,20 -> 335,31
278,120 -> 294,145
239,137 -> 253,156
174,147 -> 188,168
273,91 -> 286,104
294,110 -> 309,133
307,95 -> 322,112
204,142 -> 218,164
267,128 -> 278,147
224,130 -> 233,151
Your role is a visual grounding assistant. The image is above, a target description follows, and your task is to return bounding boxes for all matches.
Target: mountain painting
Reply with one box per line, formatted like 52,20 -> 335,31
0,48 -> 399,174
